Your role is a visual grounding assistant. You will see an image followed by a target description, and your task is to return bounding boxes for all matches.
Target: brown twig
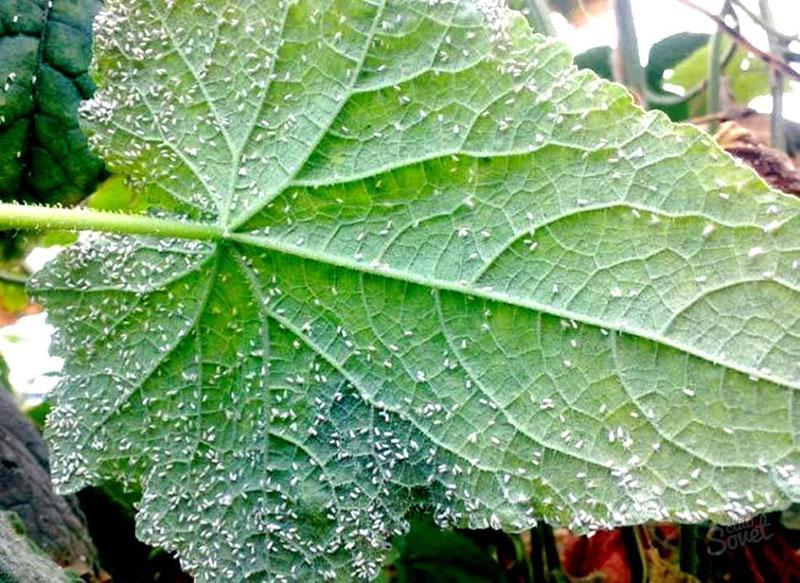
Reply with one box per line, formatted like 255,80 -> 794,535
676,0 -> 800,83
730,0 -> 798,43
689,106 -> 755,126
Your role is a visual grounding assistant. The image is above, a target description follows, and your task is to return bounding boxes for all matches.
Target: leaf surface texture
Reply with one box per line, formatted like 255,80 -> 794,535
32,1 -> 800,580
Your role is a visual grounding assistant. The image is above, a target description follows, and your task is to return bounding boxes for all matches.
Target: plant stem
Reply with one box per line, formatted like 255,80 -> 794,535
620,526 -> 647,583
0,203 -> 222,241
524,0 -> 556,37
730,0 -> 796,43
0,270 -> 28,285
759,0 -> 786,152
707,19 -> 724,133
677,0 -> 800,82
680,524 -> 708,580
614,0 -> 647,107
529,526 -> 547,582
540,523 -> 568,582
646,38 -> 738,108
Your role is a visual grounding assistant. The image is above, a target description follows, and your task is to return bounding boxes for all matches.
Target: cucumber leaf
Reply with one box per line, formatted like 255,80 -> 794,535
31,1 -> 800,580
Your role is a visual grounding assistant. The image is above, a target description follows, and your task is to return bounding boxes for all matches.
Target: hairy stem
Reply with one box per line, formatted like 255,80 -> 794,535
0,203 -> 222,241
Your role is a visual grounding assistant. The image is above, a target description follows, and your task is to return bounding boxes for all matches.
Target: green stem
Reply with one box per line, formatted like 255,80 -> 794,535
614,0 -> 647,107
707,16 -> 725,132
759,0 -> 786,152
0,203 -> 222,241
679,524 -> 708,580
524,0 -> 556,37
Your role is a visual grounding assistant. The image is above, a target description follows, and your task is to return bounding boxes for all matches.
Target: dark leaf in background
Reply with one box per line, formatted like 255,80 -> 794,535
644,32 -> 710,121
0,0 -> 104,205
0,0 -> 105,259
575,45 -> 614,80
645,32 -> 710,90
669,38 -> 770,119
385,520 -> 504,583
573,33 -> 711,122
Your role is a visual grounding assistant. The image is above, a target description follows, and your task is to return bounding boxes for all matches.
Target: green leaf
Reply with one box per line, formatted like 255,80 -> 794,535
644,32 -> 709,122
385,520 -> 503,583
31,1 -> 800,580
85,175 -> 135,211
668,38 -> 770,116
0,0 -> 105,206
24,399 -> 50,430
0,278 -> 28,316
645,32 -> 709,90
574,46 -> 613,81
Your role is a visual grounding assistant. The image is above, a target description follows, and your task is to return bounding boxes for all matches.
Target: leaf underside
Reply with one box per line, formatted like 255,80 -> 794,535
31,1 -> 800,580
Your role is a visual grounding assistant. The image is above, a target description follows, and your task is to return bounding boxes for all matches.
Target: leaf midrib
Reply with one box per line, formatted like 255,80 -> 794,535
227,234 -> 799,391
